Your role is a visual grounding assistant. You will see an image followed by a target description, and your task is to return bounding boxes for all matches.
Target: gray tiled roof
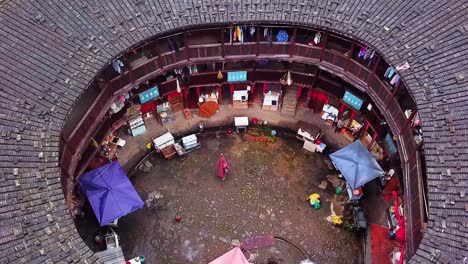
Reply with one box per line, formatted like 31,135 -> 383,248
0,0 -> 467,263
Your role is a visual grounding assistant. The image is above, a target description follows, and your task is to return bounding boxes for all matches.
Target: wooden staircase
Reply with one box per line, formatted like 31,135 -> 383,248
281,87 -> 299,117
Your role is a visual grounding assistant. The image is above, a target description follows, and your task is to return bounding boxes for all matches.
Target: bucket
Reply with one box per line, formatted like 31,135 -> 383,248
139,256 -> 145,263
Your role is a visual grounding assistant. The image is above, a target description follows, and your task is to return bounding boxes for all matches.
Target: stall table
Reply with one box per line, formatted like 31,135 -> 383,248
234,117 -> 249,133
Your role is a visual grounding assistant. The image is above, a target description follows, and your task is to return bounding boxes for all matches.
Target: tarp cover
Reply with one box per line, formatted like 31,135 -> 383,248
329,140 -> 384,189
80,161 -> 144,226
208,247 -> 249,264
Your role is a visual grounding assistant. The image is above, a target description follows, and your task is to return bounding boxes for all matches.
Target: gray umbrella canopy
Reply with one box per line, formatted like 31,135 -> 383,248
329,140 -> 384,189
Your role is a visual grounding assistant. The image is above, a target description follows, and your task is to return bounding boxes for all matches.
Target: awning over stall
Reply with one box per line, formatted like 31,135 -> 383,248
329,140 -> 384,189
79,161 -> 144,226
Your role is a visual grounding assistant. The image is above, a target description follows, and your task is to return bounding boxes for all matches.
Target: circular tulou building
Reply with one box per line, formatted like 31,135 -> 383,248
0,0 -> 467,263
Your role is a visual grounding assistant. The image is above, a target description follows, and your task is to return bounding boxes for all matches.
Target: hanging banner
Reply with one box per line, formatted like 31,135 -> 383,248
343,90 -> 363,110
139,86 -> 160,104
227,71 -> 247,82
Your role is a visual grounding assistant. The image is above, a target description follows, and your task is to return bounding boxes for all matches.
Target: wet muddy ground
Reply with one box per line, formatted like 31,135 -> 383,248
118,131 -> 362,263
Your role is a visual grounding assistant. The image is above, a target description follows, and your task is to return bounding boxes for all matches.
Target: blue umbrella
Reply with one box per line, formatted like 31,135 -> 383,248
329,141 -> 384,189
79,161 -> 144,226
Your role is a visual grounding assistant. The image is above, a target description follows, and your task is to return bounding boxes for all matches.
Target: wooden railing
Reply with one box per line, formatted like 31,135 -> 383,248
61,39 -> 424,257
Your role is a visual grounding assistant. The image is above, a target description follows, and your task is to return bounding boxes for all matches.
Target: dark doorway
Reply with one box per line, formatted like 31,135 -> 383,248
221,84 -> 231,105
187,88 -> 198,109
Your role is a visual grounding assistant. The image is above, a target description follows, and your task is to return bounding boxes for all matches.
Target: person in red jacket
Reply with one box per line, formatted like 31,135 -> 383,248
217,154 -> 229,181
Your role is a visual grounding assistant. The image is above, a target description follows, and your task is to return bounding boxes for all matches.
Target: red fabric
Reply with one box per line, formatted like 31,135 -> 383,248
364,122 -> 370,131
309,90 -> 329,112
339,104 -> 345,113
385,191 -> 406,264
263,83 -> 267,94
196,87 -> 201,97
230,84 -> 235,97
370,224 -> 402,264
140,101 -> 155,114
385,191 -> 406,242
310,90 -> 328,103
296,86 -> 302,98
217,154 -> 229,179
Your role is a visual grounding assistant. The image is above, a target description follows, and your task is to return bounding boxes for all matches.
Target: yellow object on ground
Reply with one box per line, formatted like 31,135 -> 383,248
331,215 -> 343,225
306,193 -> 320,205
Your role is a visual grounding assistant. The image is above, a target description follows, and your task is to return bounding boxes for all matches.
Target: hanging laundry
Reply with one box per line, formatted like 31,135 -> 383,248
112,60 -> 124,74
396,62 -> 411,71
390,74 -> 400,85
264,28 -> 272,47
369,50 -> 375,59
358,47 -> 367,57
388,68 -> 395,78
233,27 -> 238,41
367,56 -> 374,68
384,67 -> 395,78
240,27 -> 244,43
363,47 -> 373,60
249,26 -> 255,36
384,67 -> 390,77
314,32 -> 322,45
276,30 -> 289,42
229,27 -> 232,45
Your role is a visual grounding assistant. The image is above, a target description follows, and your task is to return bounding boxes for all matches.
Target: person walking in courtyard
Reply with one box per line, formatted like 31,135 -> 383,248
335,118 -> 344,133
217,153 -> 229,181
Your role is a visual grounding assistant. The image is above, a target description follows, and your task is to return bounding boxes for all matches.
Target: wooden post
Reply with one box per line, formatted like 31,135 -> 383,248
289,28 -> 297,57
319,32 -> 328,62
256,25 -> 260,56
344,41 -> 356,72
183,32 -> 190,62
220,27 -> 225,58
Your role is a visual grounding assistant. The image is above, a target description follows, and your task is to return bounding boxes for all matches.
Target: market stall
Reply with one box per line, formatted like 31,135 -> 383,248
153,132 -> 176,159
157,102 -> 175,125
262,83 -> 281,111
338,90 -> 365,141
127,116 -> 146,136
233,90 -> 249,109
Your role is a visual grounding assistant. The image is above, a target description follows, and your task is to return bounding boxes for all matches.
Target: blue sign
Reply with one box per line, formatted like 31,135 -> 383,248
343,91 -> 363,110
227,71 -> 247,82
139,86 -> 159,104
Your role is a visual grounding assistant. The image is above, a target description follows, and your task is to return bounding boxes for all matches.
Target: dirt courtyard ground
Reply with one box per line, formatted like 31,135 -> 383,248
118,131 -> 362,263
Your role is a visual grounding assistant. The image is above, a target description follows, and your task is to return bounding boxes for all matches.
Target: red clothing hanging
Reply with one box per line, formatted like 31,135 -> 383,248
140,101 -> 155,113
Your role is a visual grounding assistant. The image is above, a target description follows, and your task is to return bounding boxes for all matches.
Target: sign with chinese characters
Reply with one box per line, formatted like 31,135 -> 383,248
343,91 -> 363,111
139,86 -> 160,104
227,71 -> 247,82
